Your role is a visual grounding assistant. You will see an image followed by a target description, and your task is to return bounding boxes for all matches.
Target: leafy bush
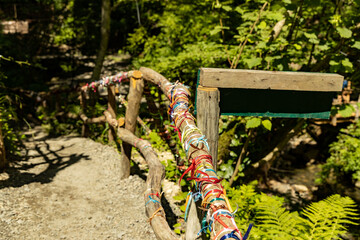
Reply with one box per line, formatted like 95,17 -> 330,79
0,93 -> 23,157
319,121 -> 360,184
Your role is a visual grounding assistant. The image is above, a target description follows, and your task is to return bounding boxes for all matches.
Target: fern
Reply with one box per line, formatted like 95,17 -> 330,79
226,182 -> 359,240
300,194 -> 359,240
255,194 -> 299,239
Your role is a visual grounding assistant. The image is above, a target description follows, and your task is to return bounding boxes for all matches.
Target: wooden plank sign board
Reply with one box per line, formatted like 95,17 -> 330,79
195,68 -> 344,119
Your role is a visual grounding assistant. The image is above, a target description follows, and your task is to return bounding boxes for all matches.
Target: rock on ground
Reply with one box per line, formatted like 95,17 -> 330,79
0,127 -> 157,240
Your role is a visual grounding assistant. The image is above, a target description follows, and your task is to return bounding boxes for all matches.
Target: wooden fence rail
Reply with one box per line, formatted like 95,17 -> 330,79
140,67 -> 244,240
80,70 -> 178,239
79,68 -> 250,240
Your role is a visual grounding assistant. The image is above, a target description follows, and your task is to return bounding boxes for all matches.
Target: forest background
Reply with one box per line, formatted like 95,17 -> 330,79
1,0 -> 360,239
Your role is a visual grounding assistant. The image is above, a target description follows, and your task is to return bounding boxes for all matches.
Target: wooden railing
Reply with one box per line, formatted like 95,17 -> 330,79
80,70 -> 177,239
79,68 -> 247,240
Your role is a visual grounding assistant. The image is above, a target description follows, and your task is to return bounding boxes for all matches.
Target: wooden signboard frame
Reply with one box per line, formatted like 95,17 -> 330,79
195,68 -> 344,171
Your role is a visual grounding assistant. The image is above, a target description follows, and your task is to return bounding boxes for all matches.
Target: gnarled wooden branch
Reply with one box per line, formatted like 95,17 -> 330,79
79,113 -> 106,124
141,67 -> 242,240
104,112 -> 178,240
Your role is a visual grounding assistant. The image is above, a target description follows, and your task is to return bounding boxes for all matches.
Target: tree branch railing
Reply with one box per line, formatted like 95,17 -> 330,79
79,68 -> 249,240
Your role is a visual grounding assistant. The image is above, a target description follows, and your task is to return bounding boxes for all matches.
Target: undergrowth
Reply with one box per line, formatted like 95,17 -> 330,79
226,181 -> 359,239
319,121 -> 360,185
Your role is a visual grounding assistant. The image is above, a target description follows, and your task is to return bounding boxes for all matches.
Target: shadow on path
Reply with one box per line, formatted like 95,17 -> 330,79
0,136 -> 90,189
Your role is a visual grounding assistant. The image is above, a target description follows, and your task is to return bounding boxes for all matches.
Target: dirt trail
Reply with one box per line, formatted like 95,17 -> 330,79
0,126 -> 157,240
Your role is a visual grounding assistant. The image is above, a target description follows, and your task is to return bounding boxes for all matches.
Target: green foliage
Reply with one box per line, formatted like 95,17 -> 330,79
217,122 -> 246,180
0,57 -> 28,157
224,182 -> 359,239
173,222 -> 184,235
218,159 -> 235,179
319,121 -> 360,183
255,194 -> 300,239
126,0 -> 226,84
0,94 -> 24,156
301,194 -> 359,240
146,131 -> 169,151
331,104 -> 356,118
336,27 -> 352,39
246,117 -> 262,129
246,117 -> 272,131
126,0 -> 360,88
160,159 -> 181,182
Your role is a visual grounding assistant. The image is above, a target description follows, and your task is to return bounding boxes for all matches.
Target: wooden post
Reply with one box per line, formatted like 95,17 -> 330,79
185,199 -> 203,240
355,95 -> 360,122
120,73 -> 144,179
196,86 -> 220,170
80,91 -> 89,137
187,86 -> 219,239
107,85 -> 117,142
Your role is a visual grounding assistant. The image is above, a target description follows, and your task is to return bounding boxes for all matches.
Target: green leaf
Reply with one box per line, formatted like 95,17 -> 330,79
266,12 -> 284,21
303,32 -> 319,44
262,119 -> 272,131
231,138 -> 241,146
180,204 -> 186,212
219,163 -> 234,179
244,57 -> 262,68
180,179 -> 186,186
342,58 -> 353,67
246,117 -> 261,129
258,21 -> 267,29
336,27 -> 352,38
173,192 -> 188,201
304,32 -> 317,39
293,43 -> 302,50
257,41 -> 267,49
329,60 -> 340,66
230,151 -> 237,157
318,44 -> 330,51
338,104 -> 355,118
173,223 -> 182,228
234,6 -> 245,15
352,41 -> 360,49
210,26 -> 222,35
222,5 -> 232,12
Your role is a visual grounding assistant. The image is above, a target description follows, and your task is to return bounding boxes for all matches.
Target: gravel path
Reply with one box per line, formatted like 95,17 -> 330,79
0,127 -> 157,240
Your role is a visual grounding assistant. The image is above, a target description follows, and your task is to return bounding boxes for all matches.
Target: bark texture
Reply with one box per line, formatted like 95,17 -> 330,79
91,0 -> 111,81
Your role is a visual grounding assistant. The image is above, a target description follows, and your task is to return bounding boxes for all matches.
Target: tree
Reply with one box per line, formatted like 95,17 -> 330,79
0,119 -> 6,172
91,0 -> 111,81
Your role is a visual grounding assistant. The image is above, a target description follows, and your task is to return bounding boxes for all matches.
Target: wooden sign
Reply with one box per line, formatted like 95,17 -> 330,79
195,68 -> 344,119
195,68 -> 344,169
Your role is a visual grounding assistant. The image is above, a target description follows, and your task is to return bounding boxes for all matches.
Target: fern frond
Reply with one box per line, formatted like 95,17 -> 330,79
255,194 -> 299,239
300,194 -> 359,240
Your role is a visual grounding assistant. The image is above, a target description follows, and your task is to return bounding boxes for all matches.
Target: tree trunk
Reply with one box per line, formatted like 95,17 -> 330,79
91,0 -> 111,81
0,120 -> 7,172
